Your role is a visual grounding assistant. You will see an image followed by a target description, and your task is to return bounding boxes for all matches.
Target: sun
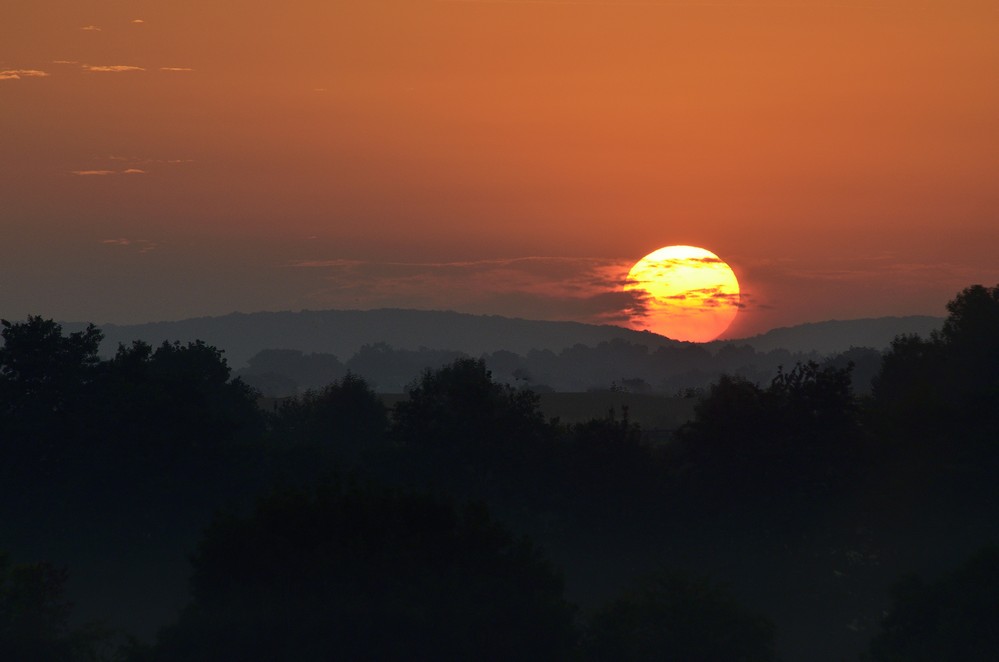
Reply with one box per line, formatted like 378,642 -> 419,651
624,245 -> 741,342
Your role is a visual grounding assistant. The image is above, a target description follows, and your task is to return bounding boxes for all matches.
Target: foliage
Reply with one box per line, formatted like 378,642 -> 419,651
143,483 -> 577,661
389,358 -> 557,505
97,340 -> 262,454
873,284 -> 999,435
0,317 -> 102,440
0,317 -> 262,474
939,284 -> 999,352
5,285 -> 999,662
393,357 -> 547,448
870,545 -> 999,662
584,570 -> 777,662
271,372 -> 388,464
0,551 -> 110,662
672,361 -> 862,510
553,410 -> 665,532
937,284 -> 999,414
871,333 -> 947,434
0,317 -> 102,397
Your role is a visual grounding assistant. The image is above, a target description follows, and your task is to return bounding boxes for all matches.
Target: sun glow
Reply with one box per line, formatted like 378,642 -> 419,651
624,245 -> 741,343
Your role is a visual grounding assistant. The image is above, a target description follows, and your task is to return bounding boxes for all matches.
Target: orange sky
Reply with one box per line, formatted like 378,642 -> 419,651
2,1 -> 997,338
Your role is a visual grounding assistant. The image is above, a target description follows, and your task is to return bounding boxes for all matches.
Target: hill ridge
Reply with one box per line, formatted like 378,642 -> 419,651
58,308 -> 944,368
62,308 -> 680,368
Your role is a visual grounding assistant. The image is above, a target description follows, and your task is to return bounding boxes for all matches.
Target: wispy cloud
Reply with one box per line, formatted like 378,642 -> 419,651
72,168 -> 147,176
131,19 -> 145,24
80,25 -> 102,32
289,254 -> 771,334
107,155 -> 195,167
72,156 -> 194,176
52,60 -> 79,65
292,256 -> 633,299
752,253 -> 988,287
0,69 -> 50,81
102,238 -> 158,253
159,67 -> 194,72
291,256 -> 649,325
727,252 -> 997,331
83,65 -> 145,73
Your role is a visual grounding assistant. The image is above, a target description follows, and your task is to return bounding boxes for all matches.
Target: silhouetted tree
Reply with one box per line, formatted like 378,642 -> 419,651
937,284 -> 999,419
676,374 -> 766,454
271,373 -> 388,464
554,410 -> 664,533
0,551 -> 110,662
584,570 -> 776,662
143,483 -> 577,661
394,358 -> 547,449
672,361 -> 863,513
390,358 -> 556,508
873,284 -> 999,438
768,360 -> 857,439
98,339 -> 262,453
871,333 -> 947,435
939,284 -> 999,352
870,545 -> 999,662
0,324 -> 270,622
0,317 -> 102,445
0,317 -> 102,403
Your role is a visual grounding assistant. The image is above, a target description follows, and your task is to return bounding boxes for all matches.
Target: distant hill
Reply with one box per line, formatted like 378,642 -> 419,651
724,315 -> 943,354
62,309 -> 681,368
58,309 -> 946,370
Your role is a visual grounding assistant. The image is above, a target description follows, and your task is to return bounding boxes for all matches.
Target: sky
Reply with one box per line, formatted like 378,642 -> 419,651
2,0 -> 997,339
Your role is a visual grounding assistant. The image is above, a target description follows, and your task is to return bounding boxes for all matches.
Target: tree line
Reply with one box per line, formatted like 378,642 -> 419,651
238,336 -> 885,396
1,284 -> 998,660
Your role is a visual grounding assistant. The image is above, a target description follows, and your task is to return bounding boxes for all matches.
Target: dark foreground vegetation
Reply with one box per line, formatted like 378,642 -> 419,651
2,284 -> 998,661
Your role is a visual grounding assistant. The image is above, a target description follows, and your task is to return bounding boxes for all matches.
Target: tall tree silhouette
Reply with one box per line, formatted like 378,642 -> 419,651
142,483 -> 576,661
271,372 -> 388,466
0,317 -> 102,447
874,284 -> 999,435
937,284 -> 999,421
0,552 -> 109,662
672,361 -> 862,513
870,545 -> 999,662
554,410 -> 665,535
584,570 -> 776,662
390,358 -> 555,507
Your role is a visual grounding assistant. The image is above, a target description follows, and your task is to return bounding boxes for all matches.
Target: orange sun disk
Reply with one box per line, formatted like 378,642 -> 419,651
624,245 -> 741,343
